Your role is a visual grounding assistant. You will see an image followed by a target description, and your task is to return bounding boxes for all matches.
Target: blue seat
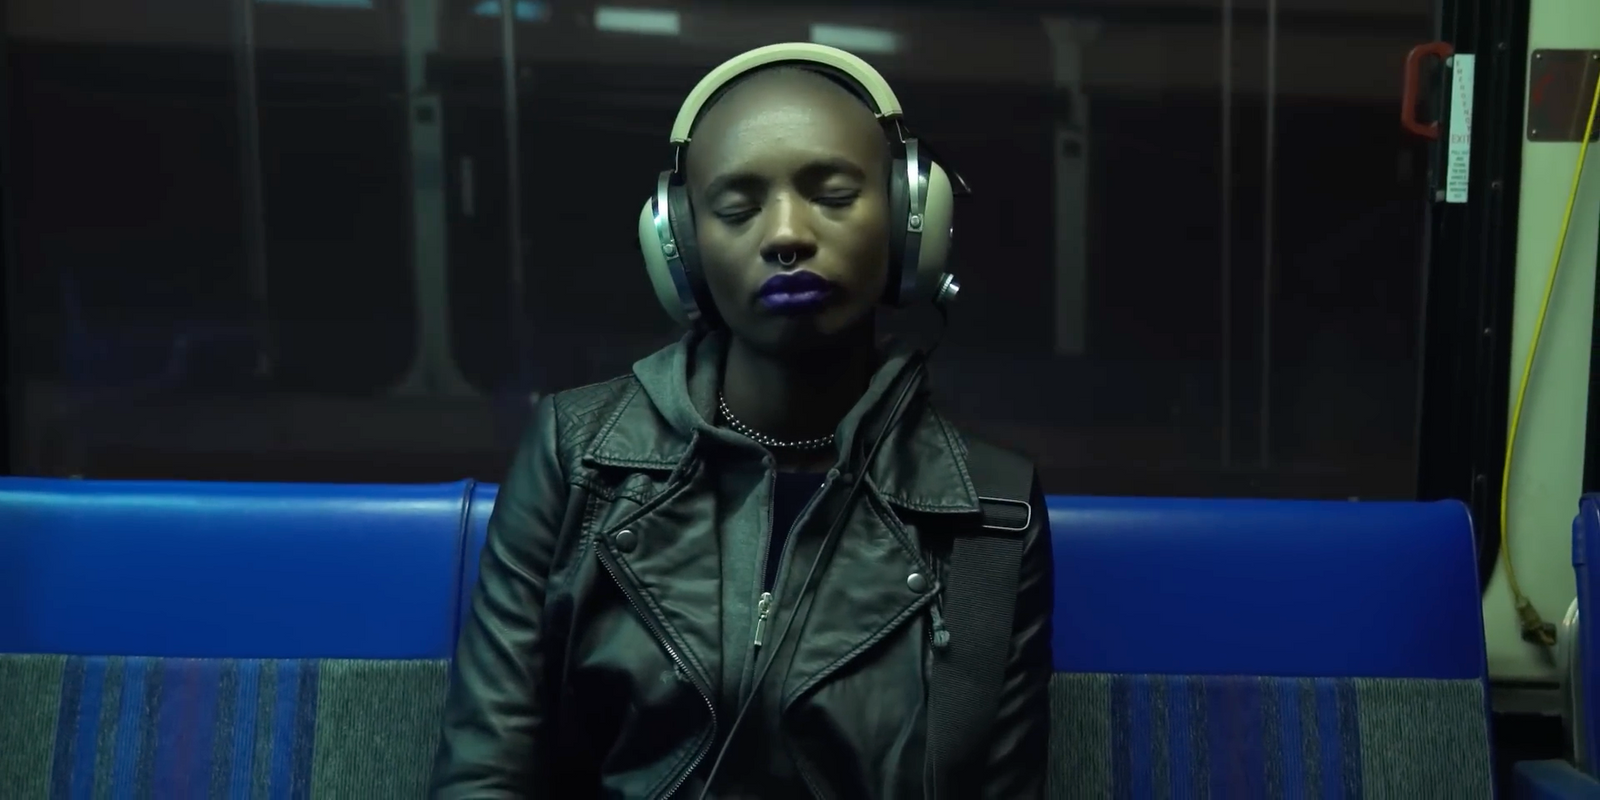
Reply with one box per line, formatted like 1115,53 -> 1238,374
0,478 -> 493,798
1045,495 -> 1495,797
0,478 -> 490,660
2,478 -> 1503,798
1515,494 -> 1600,797
1578,495 -> 1600,771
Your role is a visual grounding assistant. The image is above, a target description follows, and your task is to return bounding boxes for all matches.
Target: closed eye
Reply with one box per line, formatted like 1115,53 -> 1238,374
715,208 -> 758,225
814,192 -> 859,208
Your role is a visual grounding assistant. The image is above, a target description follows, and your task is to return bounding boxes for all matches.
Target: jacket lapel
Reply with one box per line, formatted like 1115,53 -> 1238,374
772,400 -> 984,708
581,384 -> 724,690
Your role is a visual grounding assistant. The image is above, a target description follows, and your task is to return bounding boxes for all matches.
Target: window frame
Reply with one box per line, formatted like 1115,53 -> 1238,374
1414,0 -> 1531,591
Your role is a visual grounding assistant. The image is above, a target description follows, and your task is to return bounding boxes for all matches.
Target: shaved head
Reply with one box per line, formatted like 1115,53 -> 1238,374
686,66 -> 889,184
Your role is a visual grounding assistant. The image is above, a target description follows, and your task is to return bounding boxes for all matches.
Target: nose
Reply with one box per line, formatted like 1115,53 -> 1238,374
758,193 -> 818,268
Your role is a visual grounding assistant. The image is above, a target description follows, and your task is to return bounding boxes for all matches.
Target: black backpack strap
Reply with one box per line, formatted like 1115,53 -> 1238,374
925,439 -> 1036,797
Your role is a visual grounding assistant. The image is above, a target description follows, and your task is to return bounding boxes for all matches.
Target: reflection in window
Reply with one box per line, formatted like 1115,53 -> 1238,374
594,7 -> 681,36
809,24 -> 899,55
255,0 -> 374,7
471,0 -> 549,22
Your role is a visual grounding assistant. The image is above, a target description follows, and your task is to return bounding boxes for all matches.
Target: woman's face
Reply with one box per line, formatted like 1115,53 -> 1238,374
686,70 -> 892,355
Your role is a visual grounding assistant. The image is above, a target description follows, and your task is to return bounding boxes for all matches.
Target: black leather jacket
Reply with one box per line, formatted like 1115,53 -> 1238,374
431,331 -> 1053,799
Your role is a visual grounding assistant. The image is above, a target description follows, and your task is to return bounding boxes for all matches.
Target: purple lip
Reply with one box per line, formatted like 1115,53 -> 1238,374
757,270 -> 836,313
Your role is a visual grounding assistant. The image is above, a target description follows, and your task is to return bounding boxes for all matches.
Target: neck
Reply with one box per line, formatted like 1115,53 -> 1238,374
719,330 -> 878,445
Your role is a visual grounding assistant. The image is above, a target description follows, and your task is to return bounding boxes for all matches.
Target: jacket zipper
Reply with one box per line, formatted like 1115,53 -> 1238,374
753,592 -> 774,647
751,465 -> 778,651
595,543 -> 717,799
752,472 -> 833,800
749,472 -> 834,652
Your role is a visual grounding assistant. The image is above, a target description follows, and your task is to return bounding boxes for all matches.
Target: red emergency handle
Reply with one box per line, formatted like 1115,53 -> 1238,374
1402,41 -> 1455,140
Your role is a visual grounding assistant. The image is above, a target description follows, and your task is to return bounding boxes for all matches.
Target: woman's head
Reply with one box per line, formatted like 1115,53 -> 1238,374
685,67 -> 892,356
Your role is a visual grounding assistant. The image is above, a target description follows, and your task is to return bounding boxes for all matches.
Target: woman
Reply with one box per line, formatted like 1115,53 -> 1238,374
432,43 -> 1053,799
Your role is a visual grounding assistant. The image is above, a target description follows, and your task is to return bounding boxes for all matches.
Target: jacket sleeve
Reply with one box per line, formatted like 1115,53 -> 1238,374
431,396 -> 568,799
981,473 -> 1055,799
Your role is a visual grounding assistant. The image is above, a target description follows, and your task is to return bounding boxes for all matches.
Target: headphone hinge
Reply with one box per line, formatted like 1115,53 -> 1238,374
884,116 -> 910,145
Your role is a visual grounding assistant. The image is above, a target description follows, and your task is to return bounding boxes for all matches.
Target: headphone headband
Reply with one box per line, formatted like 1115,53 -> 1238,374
668,43 -> 904,145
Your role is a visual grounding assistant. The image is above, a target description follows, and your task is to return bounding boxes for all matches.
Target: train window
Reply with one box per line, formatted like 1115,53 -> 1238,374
3,0 -> 1437,497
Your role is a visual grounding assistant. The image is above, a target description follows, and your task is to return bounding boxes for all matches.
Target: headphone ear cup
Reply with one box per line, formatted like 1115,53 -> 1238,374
637,172 -> 719,327
639,182 -> 690,327
913,159 -> 956,292
883,141 -> 956,308
665,181 -> 720,327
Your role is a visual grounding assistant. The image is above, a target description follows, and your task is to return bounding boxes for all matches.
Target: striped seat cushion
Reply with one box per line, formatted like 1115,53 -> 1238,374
1048,673 -> 1494,799
0,655 -> 449,799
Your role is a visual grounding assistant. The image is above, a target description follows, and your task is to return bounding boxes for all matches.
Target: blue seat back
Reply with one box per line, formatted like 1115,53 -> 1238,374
1048,496 -> 1486,679
0,478 -> 478,659
1044,495 -> 1493,798
1573,494 -> 1600,772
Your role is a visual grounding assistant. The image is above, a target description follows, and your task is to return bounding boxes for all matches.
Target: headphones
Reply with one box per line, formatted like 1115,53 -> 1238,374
637,43 -> 968,328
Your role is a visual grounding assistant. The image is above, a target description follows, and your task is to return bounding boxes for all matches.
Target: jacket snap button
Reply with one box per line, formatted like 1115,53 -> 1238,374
612,529 -> 638,554
906,572 -> 929,593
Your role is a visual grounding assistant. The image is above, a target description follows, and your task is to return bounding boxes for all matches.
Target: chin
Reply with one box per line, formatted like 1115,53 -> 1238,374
738,308 -> 874,357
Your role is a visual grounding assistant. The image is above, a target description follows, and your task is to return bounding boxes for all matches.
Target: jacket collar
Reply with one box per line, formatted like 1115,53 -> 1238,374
582,328 -> 980,515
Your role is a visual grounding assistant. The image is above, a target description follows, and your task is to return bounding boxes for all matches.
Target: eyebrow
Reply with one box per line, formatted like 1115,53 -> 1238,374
701,156 -> 869,199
